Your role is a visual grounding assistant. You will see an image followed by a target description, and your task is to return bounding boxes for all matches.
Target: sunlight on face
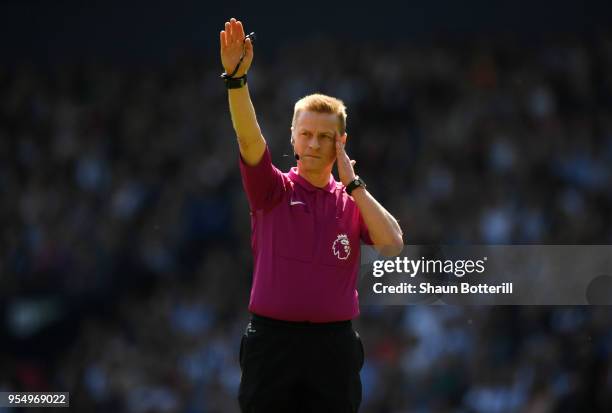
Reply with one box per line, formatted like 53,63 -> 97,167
292,111 -> 340,172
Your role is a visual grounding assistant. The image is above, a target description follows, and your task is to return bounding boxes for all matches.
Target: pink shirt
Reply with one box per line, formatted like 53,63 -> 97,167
239,146 -> 372,322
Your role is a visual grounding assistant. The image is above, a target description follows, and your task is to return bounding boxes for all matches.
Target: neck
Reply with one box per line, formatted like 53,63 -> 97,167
296,164 -> 332,188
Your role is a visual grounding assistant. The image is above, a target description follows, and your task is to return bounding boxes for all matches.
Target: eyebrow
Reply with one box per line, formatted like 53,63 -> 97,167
300,129 -> 336,136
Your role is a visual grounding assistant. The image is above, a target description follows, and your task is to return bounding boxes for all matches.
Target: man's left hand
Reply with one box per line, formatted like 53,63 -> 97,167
335,133 -> 357,186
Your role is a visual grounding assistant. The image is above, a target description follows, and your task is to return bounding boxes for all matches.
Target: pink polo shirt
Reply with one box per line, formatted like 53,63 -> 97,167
239,146 -> 372,322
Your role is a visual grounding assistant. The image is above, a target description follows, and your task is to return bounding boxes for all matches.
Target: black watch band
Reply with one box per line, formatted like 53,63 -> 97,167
346,176 -> 366,195
223,74 -> 247,89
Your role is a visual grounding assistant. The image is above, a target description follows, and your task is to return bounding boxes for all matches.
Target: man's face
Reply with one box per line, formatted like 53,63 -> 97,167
292,110 -> 340,172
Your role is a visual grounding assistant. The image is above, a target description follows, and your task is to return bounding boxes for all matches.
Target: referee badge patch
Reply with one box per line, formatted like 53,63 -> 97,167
332,234 -> 351,260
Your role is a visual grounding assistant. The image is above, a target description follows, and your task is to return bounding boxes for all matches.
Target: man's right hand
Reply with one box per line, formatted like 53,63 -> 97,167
220,18 -> 253,78
222,17 -> 265,167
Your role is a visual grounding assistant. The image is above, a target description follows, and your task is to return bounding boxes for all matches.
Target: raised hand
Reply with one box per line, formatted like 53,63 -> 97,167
220,18 -> 253,78
335,133 -> 357,187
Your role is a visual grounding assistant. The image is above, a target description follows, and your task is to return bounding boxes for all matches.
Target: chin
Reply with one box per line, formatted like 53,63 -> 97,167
301,156 -> 320,164
300,158 -> 330,171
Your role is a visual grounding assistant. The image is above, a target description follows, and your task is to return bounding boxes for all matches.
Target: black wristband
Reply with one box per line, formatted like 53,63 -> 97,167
224,74 -> 247,89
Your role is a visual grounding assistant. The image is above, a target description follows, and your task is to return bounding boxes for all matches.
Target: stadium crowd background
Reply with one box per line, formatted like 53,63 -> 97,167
1,3 -> 612,412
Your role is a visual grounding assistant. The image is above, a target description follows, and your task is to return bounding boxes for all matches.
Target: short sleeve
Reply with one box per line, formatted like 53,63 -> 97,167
238,146 -> 287,212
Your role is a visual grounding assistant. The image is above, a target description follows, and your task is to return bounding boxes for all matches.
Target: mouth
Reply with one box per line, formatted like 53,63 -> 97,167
302,155 -> 321,159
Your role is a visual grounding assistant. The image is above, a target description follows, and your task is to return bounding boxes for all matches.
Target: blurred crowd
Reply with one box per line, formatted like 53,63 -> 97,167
1,29 -> 612,412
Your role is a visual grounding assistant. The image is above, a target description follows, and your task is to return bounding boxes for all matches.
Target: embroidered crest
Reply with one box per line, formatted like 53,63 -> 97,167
332,233 -> 351,260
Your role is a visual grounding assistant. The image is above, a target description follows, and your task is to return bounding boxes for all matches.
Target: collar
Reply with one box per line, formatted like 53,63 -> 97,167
288,167 -> 337,193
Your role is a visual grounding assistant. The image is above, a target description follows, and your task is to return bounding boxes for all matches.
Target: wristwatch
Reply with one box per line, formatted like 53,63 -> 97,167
346,176 -> 366,195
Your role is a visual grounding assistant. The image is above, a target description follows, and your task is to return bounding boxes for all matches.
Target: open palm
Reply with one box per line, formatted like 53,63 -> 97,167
220,18 -> 253,77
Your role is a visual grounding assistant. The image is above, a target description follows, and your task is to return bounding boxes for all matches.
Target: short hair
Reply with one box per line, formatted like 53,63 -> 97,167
292,93 -> 347,135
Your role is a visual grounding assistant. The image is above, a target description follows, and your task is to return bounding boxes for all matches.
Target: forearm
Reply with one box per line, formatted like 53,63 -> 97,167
352,188 -> 403,253
228,85 -> 266,165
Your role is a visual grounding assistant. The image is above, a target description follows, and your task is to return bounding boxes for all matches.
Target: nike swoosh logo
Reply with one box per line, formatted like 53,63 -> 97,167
290,200 -> 306,206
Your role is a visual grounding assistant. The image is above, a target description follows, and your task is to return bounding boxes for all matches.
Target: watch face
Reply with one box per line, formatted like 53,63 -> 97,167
347,178 -> 365,195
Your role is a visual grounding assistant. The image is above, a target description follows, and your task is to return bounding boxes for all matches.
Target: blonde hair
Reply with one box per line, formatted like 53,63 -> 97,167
291,93 -> 347,135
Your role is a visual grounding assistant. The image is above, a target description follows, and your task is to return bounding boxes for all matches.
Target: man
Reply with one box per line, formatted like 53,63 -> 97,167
220,17 -> 403,412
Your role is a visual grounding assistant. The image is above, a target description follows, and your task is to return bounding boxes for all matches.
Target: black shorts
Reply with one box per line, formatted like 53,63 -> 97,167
238,313 -> 365,413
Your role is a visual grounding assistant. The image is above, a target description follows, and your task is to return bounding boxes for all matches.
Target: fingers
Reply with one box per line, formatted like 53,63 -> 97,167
220,31 -> 227,49
225,21 -> 231,43
335,134 -> 356,168
233,18 -> 239,43
236,20 -> 246,41
335,133 -> 347,154
224,18 -> 247,45
335,139 -> 344,153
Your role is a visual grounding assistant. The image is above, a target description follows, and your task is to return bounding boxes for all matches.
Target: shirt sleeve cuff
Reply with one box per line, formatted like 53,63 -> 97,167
238,145 -> 272,173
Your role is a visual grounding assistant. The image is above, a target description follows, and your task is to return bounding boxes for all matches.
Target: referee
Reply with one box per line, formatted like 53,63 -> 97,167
220,17 -> 404,412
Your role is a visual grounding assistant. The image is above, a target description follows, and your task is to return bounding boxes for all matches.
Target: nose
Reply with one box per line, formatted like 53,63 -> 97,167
308,136 -> 320,150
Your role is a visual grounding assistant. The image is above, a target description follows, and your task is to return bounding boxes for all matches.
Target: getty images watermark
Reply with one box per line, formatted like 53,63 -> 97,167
358,245 -> 612,305
371,255 -> 512,295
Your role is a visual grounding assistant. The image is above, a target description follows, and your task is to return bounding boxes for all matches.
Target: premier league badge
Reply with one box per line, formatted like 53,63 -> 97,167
332,234 -> 351,260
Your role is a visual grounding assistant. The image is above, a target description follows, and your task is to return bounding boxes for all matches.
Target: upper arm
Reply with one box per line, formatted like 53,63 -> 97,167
238,133 -> 267,166
239,144 -> 287,211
